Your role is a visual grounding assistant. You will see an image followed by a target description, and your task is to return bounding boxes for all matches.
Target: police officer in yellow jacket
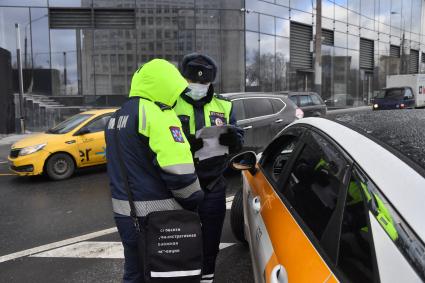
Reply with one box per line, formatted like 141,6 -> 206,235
174,53 -> 244,283
105,59 -> 204,283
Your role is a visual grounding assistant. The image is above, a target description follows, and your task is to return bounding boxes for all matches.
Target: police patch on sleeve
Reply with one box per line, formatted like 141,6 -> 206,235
169,126 -> 185,143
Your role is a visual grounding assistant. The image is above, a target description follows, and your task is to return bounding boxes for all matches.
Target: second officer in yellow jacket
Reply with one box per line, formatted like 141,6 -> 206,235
174,53 -> 244,283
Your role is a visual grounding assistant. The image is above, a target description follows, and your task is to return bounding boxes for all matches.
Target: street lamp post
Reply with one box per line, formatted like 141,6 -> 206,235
63,52 -> 67,95
15,23 -> 26,133
314,0 -> 322,96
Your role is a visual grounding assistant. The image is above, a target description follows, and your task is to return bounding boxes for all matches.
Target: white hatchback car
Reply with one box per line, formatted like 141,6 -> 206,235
230,110 -> 425,283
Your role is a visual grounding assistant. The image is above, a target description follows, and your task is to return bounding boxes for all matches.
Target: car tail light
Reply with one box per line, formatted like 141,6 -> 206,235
400,103 -> 405,109
295,108 -> 304,119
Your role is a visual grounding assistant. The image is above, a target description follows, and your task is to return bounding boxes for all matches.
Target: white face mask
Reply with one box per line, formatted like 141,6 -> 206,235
187,83 -> 210,100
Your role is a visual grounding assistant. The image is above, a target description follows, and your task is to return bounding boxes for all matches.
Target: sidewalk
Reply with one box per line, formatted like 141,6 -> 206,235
327,105 -> 371,115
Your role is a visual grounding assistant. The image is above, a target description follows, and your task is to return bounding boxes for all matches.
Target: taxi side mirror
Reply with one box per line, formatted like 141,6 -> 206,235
230,151 -> 257,175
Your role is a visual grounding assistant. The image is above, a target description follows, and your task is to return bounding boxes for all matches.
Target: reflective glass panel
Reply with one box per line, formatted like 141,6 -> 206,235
348,0 -> 360,12
260,33 -> 275,91
334,5 -> 347,23
0,0 -> 47,6
93,29 -> 136,96
275,18 -> 289,37
246,31 -> 260,89
321,45 -> 334,101
333,47 -> 348,105
246,12 -> 259,32
276,36 -> 289,91
221,30 -> 245,92
30,8 -> 49,70
196,9 -> 219,30
291,0 -> 313,13
360,0 -> 374,19
260,14 -> 275,35
0,7 -> 30,67
323,0 -> 334,19
48,0 -> 92,7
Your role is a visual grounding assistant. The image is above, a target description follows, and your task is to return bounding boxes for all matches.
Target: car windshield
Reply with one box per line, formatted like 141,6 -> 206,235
376,88 -> 404,99
47,114 -> 94,134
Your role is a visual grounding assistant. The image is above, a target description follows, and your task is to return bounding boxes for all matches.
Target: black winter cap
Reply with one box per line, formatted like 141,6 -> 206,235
180,53 -> 217,83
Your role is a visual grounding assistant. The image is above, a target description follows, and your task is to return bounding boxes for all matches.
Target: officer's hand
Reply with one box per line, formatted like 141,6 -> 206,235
219,128 -> 239,147
219,128 -> 242,153
187,135 -> 203,153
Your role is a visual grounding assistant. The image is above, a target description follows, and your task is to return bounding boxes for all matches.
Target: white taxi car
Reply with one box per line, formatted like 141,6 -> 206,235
230,110 -> 425,283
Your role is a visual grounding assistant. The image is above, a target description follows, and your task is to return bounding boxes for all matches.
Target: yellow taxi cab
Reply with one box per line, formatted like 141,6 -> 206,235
230,114 -> 425,283
8,109 -> 116,180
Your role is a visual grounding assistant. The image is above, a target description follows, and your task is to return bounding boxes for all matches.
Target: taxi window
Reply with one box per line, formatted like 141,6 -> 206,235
260,134 -> 300,183
84,114 -> 112,133
338,169 -> 376,283
47,114 -> 93,134
282,131 -> 348,241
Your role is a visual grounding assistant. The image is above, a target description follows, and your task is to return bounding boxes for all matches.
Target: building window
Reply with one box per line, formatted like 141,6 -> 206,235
390,45 -> 400,58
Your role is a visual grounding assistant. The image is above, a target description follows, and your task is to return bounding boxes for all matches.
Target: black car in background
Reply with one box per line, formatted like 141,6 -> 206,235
281,91 -> 327,117
222,92 -> 304,152
372,87 -> 416,110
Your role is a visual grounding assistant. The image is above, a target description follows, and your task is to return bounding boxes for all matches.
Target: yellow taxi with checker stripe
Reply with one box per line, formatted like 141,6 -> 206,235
230,111 -> 425,283
8,109 -> 116,180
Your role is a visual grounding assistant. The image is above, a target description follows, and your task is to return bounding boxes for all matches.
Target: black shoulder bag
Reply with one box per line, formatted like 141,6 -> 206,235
113,109 -> 203,283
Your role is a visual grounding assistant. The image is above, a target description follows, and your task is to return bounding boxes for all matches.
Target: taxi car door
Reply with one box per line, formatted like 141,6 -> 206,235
75,114 -> 111,166
243,127 -> 304,282
248,127 -> 355,282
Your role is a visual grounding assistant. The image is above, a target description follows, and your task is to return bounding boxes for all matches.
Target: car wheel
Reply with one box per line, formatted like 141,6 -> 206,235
45,153 -> 75,181
230,188 -> 247,245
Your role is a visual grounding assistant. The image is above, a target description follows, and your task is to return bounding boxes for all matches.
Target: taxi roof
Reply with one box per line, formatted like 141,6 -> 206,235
80,108 -> 117,115
330,110 -> 425,177
292,117 -> 425,242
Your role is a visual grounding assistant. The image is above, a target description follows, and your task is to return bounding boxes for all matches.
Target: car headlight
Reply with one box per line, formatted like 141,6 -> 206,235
19,143 -> 47,156
373,104 -> 379,109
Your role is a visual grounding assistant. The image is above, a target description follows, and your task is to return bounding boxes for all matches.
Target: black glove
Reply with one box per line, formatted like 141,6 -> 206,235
219,128 -> 242,153
187,135 -> 203,153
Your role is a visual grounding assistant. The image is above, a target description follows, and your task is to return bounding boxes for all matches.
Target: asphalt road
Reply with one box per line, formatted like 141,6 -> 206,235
0,143 -> 253,283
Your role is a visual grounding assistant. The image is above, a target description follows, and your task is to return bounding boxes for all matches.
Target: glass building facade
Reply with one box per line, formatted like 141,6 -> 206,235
245,0 -> 425,105
1,0 -> 425,130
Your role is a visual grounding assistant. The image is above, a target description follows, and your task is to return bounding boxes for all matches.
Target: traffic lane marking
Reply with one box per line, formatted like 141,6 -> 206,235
0,227 -> 118,263
0,197 -> 235,263
31,241 -> 235,259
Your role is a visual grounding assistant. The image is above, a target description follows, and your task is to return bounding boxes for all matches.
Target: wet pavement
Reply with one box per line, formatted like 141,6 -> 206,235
0,143 -> 253,283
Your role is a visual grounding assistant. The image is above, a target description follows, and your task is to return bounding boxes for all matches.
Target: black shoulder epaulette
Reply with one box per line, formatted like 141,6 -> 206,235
214,93 -> 230,102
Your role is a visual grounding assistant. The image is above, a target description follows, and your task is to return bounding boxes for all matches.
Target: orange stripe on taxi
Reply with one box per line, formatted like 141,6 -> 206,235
245,169 -> 338,283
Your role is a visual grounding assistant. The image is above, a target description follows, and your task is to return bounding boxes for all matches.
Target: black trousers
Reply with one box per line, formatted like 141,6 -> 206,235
198,176 -> 227,277
115,216 -> 145,283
